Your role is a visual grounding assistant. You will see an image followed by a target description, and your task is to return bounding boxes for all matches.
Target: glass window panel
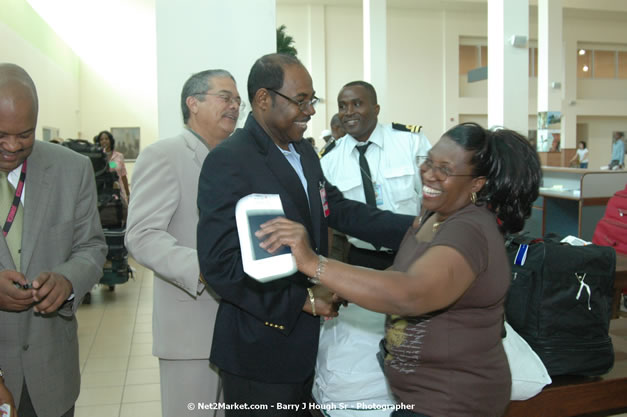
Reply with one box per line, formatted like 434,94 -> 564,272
529,48 -> 538,77
480,46 -> 488,68
459,45 -> 478,75
618,51 -> 627,79
577,49 -> 591,79
594,50 -> 616,79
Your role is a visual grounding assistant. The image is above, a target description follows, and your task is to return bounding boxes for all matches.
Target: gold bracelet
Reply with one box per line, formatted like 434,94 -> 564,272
306,287 -> 317,316
309,255 -> 327,285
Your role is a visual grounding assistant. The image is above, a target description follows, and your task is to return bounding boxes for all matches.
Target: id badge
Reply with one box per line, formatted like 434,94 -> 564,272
374,183 -> 384,207
319,181 -> 330,217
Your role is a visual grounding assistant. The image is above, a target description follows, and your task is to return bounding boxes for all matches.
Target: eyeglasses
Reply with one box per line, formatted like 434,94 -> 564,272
266,89 -> 319,112
416,156 -> 475,181
194,92 -> 245,111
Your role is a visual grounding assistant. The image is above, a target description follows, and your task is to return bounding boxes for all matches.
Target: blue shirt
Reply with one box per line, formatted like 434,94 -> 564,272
278,143 -> 309,206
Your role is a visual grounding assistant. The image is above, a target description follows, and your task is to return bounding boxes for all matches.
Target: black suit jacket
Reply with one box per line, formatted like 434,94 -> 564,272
197,114 -> 413,383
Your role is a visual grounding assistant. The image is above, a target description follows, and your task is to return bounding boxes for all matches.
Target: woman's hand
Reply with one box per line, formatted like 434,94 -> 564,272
0,376 -> 17,417
256,217 -> 319,276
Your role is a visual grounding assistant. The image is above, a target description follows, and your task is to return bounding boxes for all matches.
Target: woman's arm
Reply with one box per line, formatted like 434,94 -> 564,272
259,217 -> 477,317
314,245 -> 476,316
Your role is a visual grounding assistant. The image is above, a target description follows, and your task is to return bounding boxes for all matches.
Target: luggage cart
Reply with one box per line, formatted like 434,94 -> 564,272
100,228 -> 132,290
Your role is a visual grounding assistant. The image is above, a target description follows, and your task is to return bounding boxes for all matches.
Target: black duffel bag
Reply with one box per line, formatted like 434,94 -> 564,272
505,234 -> 616,376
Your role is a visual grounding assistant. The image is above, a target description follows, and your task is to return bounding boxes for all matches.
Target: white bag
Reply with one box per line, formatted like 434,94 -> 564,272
503,321 -> 552,400
312,304 -> 395,414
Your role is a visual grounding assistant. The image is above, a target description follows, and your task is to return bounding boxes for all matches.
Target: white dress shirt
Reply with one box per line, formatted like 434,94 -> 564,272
321,123 -> 431,250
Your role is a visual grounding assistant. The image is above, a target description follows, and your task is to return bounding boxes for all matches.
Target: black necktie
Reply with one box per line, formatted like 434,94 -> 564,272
356,143 -> 376,207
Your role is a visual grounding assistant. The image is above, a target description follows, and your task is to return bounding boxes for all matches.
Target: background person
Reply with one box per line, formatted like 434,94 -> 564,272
318,113 -> 345,158
569,140 -> 589,168
94,130 -> 130,205
259,122 -> 542,417
609,131 -> 625,169
315,80 -> 431,408
196,53 -> 414,416
0,63 -> 107,417
126,69 -> 242,417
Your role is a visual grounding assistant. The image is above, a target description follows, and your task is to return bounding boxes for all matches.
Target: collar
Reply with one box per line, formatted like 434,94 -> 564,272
185,127 -> 211,150
346,123 -> 383,154
277,142 -> 300,158
6,162 -> 24,185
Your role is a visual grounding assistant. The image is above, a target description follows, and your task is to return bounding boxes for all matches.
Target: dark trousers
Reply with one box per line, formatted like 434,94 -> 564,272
220,370 -> 313,417
347,244 -> 395,270
18,381 -> 75,417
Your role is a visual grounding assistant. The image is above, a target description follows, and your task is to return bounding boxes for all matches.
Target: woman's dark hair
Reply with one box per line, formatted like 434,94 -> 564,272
95,130 -> 115,151
579,140 -> 587,149
443,122 -> 542,234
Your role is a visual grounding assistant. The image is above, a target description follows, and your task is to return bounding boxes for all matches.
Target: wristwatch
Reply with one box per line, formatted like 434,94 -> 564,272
0,368 -> 4,379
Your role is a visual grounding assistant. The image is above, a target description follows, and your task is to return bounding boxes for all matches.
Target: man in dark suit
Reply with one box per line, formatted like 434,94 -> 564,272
197,54 -> 413,416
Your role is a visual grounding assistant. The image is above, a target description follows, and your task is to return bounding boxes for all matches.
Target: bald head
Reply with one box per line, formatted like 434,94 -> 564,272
0,63 -> 39,116
0,63 -> 38,172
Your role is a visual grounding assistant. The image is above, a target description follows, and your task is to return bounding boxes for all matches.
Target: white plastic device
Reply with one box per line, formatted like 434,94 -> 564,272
235,193 -> 297,282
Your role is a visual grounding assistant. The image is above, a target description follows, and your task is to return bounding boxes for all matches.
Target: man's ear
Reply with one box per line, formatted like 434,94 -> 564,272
254,88 -> 271,112
186,96 -> 198,116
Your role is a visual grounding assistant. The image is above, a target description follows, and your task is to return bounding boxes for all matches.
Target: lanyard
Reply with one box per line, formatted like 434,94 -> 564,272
3,160 -> 27,237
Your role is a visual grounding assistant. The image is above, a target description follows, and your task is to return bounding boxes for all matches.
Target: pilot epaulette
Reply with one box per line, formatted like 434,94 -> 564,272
392,123 -> 422,133
318,140 -> 337,158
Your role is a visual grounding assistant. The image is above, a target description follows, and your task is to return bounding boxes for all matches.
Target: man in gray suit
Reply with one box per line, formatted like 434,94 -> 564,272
125,69 -> 243,416
0,63 -> 107,417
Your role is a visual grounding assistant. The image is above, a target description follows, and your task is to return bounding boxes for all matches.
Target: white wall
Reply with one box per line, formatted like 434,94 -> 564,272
0,20 -> 80,141
387,8 -> 444,142
155,0 -> 274,142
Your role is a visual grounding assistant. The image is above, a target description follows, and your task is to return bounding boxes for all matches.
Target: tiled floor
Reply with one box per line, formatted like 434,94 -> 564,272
73,259 -> 627,417
75,259 -> 161,417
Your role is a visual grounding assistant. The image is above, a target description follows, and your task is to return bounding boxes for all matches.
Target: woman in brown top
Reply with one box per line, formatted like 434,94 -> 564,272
258,122 -> 541,417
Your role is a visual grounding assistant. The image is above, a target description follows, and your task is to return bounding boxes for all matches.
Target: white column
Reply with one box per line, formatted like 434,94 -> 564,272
363,0 -> 387,120
487,0 -> 529,134
537,0 -> 566,149
155,0 -> 276,139
307,5 -> 327,145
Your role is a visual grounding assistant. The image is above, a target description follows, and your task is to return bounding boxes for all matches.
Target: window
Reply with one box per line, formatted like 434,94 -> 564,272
577,49 -> 592,79
576,45 -> 627,79
459,45 -> 479,76
529,47 -> 538,78
594,50 -> 615,79
618,51 -> 627,79
459,40 -> 538,79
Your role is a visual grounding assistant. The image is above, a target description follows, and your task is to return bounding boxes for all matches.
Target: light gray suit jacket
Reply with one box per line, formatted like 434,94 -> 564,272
0,140 -> 107,417
125,130 -> 220,360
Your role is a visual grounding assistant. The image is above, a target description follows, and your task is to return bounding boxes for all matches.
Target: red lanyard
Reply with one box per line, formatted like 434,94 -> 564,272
3,160 -> 27,237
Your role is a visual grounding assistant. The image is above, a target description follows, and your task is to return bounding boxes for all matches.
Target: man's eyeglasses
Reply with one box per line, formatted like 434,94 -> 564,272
194,92 -> 245,111
416,156 -> 475,181
266,89 -> 319,112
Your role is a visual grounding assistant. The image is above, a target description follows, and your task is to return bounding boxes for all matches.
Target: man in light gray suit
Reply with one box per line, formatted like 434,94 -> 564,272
0,63 -> 107,417
125,69 -> 243,416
